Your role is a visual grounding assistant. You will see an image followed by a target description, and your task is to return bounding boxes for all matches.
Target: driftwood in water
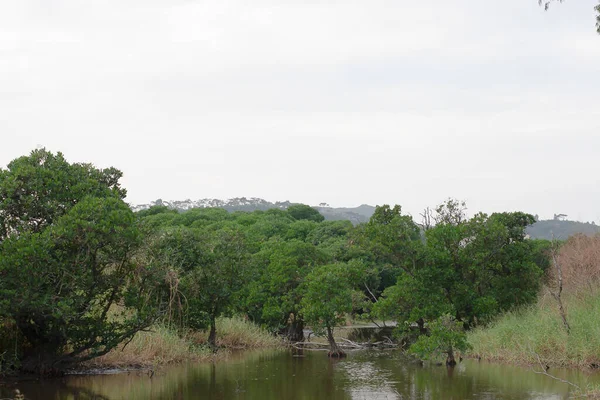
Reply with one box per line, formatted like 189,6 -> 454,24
291,337 -> 399,352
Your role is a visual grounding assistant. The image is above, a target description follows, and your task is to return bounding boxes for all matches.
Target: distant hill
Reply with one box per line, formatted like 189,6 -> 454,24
526,219 -> 600,240
131,199 -> 599,238
132,197 -> 376,224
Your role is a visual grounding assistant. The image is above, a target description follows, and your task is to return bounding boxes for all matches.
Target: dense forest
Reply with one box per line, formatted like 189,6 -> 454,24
136,198 -> 600,239
134,198 -> 376,225
0,150 -> 553,374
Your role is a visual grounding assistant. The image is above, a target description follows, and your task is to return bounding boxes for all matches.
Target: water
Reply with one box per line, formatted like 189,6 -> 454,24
1,350 -> 597,399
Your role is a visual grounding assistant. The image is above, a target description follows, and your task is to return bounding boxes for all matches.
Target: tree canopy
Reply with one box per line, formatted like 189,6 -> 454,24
0,149 -> 154,374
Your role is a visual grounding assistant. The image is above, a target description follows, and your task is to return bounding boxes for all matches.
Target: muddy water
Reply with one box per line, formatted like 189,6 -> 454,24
1,349 -> 597,399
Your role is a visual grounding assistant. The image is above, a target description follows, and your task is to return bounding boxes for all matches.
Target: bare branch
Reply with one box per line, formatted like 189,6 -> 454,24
549,238 -> 571,334
531,348 -> 580,389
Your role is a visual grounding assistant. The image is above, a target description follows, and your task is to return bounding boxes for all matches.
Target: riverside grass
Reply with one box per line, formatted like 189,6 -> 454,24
467,289 -> 600,369
88,316 -> 282,369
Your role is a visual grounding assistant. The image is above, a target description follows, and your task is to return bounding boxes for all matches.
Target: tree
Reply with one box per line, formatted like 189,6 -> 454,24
300,261 -> 365,357
156,226 -> 251,348
287,204 -> 325,223
136,205 -> 177,218
373,201 -> 544,364
245,239 -> 328,341
0,149 -> 153,374
357,205 -> 423,295
409,314 -> 470,366
0,149 -> 125,239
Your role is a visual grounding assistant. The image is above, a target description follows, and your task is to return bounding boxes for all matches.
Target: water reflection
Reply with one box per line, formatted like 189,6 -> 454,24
1,350 -> 597,400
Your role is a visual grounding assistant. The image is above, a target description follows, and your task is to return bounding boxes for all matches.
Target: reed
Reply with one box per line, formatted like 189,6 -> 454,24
89,317 -> 281,369
468,290 -> 600,369
190,316 -> 283,349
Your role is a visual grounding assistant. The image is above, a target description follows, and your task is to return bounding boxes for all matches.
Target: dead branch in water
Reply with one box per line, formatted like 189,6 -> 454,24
291,337 -> 399,352
528,345 -> 580,390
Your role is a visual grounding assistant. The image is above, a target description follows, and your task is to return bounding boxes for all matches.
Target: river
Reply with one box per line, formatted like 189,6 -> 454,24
1,349 -> 597,399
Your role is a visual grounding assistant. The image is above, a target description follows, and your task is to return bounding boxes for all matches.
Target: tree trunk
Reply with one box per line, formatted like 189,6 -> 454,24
287,320 -> 304,342
326,326 -> 346,358
20,352 -> 65,377
208,314 -> 217,350
279,314 -> 304,342
446,346 -> 456,367
417,318 -> 427,335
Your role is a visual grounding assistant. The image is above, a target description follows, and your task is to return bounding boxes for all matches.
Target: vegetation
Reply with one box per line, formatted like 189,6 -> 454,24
468,291 -> 600,369
88,317 -> 281,369
2,148 -> 587,376
370,201 -> 546,365
0,150 -> 157,374
468,234 -> 600,369
300,261 -> 365,357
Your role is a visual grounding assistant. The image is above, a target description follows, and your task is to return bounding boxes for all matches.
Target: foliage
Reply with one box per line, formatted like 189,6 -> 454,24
286,204 -> 325,222
245,239 -> 329,336
300,261 -> 366,356
0,149 -> 125,239
300,261 -> 365,336
0,148 -> 556,372
0,149 -> 155,373
371,201 -> 544,361
410,314 -> 471,362
153,226 -> 251,346
355,205 -> 422,296
136,205 -> 178,218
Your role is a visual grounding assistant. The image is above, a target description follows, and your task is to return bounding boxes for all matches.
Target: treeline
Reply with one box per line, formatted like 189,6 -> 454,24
0,150 -> 551,374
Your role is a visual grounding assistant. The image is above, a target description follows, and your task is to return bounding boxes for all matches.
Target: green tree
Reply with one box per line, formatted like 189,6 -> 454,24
300,261 -> 365,357
373,201 -> 543,364
287,204 -> 325,223
308,220 -> 355,262
0,150 -> 153,374
244,239 -> 328,341
0,149 -> 125,239
136,205 -> 177,218
409,314 -> 471,366
156,226 -> 251,348
357,205 -> 423,296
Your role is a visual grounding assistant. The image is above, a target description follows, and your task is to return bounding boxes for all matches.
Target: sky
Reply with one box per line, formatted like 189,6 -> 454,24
1,0 -> 599,222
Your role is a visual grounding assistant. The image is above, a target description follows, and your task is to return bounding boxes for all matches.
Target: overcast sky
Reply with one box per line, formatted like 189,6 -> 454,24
1,0 -> 599,221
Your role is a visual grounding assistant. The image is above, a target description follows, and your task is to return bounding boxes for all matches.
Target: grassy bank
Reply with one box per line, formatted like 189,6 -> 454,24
468,290 -> 600,369
87,316 -> 282,369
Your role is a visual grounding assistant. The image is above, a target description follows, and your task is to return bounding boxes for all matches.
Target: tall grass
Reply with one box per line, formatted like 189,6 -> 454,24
469,235 -> 600,370
88,316 -> 281,369
468,290 -> 600,369
88,325 -> 211,368
190,316 -> 283,349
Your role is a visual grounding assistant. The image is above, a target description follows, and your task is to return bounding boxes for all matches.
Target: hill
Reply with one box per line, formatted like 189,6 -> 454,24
526,219 -> 599,240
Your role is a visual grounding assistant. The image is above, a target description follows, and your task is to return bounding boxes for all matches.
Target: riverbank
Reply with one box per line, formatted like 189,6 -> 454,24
85,316 -> 283,370
467,290 -> 600,370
